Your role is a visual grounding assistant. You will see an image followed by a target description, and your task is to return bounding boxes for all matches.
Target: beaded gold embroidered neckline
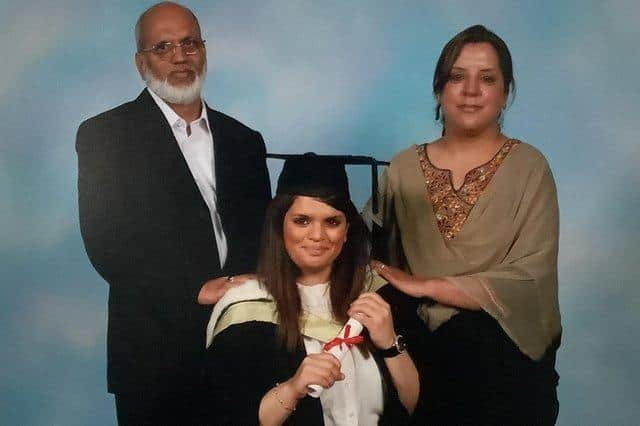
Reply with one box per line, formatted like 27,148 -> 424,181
416,139 -> 520,240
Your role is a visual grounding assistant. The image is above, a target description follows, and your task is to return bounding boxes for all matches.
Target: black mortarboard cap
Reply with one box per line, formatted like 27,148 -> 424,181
274,152 -> 350,199
266,152 -> 389,215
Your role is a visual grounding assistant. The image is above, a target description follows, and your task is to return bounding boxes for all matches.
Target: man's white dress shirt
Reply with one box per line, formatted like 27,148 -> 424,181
148,88 -> 228,266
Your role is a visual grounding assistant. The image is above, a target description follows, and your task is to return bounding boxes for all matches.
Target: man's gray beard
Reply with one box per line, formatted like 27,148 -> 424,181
143,67 -> 206,105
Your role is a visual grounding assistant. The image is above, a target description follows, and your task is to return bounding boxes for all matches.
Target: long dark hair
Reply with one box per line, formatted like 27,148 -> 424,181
257,194 -> 370,350
433,24 -> 516,126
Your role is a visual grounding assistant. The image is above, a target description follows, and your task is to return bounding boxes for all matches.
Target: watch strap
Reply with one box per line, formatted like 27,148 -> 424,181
378,334 -> 405,358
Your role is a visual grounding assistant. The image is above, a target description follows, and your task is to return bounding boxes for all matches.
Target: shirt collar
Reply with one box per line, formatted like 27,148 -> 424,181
147,87 -> 209,130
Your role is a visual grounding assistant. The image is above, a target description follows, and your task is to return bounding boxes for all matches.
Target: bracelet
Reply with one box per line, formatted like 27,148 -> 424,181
273,383 -> 296,412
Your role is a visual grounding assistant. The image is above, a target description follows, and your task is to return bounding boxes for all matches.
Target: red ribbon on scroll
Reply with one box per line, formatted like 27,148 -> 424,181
322,324 -> 364,351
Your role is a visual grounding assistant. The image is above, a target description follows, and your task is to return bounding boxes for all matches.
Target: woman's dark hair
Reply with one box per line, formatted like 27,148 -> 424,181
257,194 -> 370,350
433,24 -> 516,124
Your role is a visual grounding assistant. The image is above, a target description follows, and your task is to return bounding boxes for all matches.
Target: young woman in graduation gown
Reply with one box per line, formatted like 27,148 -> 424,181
366,25 -> 562,425
204,154 -> 420,425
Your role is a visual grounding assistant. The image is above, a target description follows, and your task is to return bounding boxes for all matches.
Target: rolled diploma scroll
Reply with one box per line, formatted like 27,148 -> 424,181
307,317 -> 364,398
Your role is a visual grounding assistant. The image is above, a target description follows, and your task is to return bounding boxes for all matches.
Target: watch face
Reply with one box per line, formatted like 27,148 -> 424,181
396,334 -> 407,352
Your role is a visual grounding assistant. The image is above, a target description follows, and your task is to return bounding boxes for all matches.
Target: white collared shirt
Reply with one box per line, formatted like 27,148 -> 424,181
297,283 -> 384,426
148,88 -> 228,266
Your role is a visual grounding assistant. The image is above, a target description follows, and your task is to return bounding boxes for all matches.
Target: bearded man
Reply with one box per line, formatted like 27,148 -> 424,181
76,2 -> 271,424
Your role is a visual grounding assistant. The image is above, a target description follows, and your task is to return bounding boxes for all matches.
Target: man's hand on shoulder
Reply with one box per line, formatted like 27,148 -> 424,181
197,274 -> 257,305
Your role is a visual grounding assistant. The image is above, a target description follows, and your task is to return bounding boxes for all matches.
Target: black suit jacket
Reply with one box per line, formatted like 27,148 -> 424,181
76,89 -> 271,394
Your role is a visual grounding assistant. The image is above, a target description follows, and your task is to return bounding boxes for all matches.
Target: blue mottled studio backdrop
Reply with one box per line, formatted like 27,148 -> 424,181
1,1 -> 638,424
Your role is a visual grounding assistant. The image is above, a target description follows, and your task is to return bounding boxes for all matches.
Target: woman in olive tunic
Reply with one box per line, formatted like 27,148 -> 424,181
366,25 -> 561,425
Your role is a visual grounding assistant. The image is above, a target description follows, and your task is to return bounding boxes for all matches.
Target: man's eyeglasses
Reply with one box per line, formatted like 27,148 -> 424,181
139,39 -> 206,57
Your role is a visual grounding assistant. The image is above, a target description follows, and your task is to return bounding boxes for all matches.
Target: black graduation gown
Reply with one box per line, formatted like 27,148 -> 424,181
202,285 -> 423,425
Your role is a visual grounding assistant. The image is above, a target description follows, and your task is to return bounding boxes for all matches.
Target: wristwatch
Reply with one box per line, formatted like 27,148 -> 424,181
379,334 -> 407,358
